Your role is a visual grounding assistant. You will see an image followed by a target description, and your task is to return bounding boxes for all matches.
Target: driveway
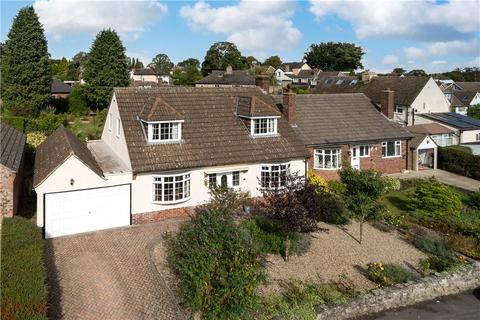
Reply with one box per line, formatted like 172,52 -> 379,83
389,169 -> 480,192
44,219 -> 189,320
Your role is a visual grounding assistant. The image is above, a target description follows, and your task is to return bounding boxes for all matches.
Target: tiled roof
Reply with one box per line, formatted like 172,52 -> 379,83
0,123 -> 25,172
290,69 -> 318,79
407,123 -> 454,135
419,112 -> 480,130
139,97 -> 184,122
34,126 -> 104,187
114,87 -> 307,173
196,70 -> 255,86
51,79 -> 72,94
453,91 -> 477,106
410,133 -> 430,149
313,76 -> 430,106
133,68 -> 156,76
456,82 -> 480,92
273,93 -> 412,146
236,96 -> 282,118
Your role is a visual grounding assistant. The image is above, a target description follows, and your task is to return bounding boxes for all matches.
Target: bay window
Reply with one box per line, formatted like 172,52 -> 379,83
153,173 -> 190,203
382,141 -> 401,158
261,164 -> 290,189
314,149 -> 341,169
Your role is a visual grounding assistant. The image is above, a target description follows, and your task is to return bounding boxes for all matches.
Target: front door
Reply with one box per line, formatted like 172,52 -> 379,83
351,146 -> 360,169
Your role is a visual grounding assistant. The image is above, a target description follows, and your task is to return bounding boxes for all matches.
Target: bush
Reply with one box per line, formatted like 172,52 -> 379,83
382,176 -> 401,193
407,180 -> 462,217
204,184 -> 251,215
68,85 -> 89,115
28,112 -> 65,135
326,180 -> 346,195
0,116 -> 25,132
412,236 -> 463,272
366,263 -> 415,287
465,192 -> 480,209
307,170 -> 329,191
167,209 -> 265,319
1,217 -> 48,320
448,233 -> 480,259
49,97 -> 69,114
438,146 -> 480,180
26,132 -> 47,150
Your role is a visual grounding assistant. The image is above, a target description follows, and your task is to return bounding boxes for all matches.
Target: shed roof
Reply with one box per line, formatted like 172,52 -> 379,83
51,79 -> 72,94
0,122 -> 25,172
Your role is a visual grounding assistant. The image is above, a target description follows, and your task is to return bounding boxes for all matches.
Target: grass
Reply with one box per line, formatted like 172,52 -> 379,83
1,217 -> 48,320
66,111 -> 106,141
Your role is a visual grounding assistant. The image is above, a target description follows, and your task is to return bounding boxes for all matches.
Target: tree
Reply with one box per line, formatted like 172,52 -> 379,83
173,58 -> 202,86
66,51 -> 88,80
83,29 -> 129,109
392,67 -> 406,75
201,41 -> 245,75
407,69 -> 427,77
264,55 -> 282,69
51,57 -> 70,80
304,42 -> 364,71
467,105 -> 480,120
244,55 -> 258,69
1,6 -> 52,116
149,53 -> 173,76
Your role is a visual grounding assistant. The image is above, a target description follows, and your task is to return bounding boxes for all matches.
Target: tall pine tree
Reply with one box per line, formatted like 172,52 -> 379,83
83,29 -> 129,109
1,6 -> 52,116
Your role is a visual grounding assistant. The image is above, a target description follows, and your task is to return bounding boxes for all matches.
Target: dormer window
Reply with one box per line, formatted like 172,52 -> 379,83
147,121 -> 182,143
251,118 -> 277,136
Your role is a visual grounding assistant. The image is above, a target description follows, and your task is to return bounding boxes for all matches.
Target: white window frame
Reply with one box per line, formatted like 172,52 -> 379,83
116,118 -> 121,137
207,171 -> 241,189
314,149 -> 342,170
260,163 -> 290,189
394,106 -> 404,114
476,133 -> 480,142
147,121 -> 183,143
250,117 -> 278,136
108,113 -> 112,131
359,145 -> 370,157
382,141 -> 401,158
152,172 -> 191,204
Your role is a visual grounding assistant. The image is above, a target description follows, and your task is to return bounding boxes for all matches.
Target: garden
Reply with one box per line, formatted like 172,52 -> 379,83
155,166 -> 478,320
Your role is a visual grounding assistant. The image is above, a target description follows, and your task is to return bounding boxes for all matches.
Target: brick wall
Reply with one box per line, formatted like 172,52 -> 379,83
308,140 -> 409,180
132,206 -> 195,224
0,165 -> 19,217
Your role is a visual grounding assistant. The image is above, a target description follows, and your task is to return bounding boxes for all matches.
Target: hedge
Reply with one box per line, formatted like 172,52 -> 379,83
0,116 -> 25,132
438,146 -> 480,180
1,217 -> 48,320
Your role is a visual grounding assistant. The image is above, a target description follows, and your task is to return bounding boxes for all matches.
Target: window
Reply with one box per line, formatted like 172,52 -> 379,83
431,134 -> 453,147
232,171 -> 240,186
476,133 -> 480,141
336,79 -> 344,85
153,173 -> 191,203
261,164 -> 290,189
382,141 -> 401,158
359,145 -> 370,157
314,149 -> 341,169
108,113 -> 112,131
350,79 -> 358,85
394,106 -> 404,114
251,118 -> 277,136
208,173 -> 217,187
324,79 -> 333,85
116,118 -> 121,137
148,122 -> 181,142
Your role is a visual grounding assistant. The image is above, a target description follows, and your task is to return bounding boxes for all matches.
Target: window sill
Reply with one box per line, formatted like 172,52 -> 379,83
152,197 -> 191,205
381,155 -> 402,159
313,167 -> 341,171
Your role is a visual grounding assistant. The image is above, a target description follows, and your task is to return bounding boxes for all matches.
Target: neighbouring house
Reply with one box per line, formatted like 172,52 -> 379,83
407,123 -> 457,147
273,92 -> 413,180
414,112 -> 480,154
290,69 -> 321,88
51,79 -> 72,99
438,81 -> 480,115
130,68 -> 158,83
195,65 -> 255,88
34,87 -> 307,238
407,133 -> 438,171
274,68 -> 293,88
281,61 -> 311,75
0,123 -> 26,217
361,70 -> 378,82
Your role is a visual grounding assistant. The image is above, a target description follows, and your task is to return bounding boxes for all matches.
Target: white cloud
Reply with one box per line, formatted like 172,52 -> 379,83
179,0 -> 301,54
33,0 -> 167,40
404,40 -> 478,60
382,54 -> 399,65
309,0 -> 479,41
431,60 -> 447,65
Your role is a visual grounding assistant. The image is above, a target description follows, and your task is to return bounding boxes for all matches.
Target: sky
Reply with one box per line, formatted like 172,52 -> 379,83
1,0 -> 479,73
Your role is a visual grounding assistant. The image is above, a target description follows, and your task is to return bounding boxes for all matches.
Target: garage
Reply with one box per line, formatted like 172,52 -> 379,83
44,184 -> 131,238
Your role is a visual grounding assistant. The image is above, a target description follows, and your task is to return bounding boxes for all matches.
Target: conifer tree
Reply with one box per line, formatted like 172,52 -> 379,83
1,6 -> 52,116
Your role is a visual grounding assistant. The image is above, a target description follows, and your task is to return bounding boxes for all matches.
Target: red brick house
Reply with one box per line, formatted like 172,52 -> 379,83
274,92 -> 413,180
0,123 -> 26,217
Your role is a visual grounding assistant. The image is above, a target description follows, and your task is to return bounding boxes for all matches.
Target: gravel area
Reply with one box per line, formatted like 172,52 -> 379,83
264,222 -> 426,292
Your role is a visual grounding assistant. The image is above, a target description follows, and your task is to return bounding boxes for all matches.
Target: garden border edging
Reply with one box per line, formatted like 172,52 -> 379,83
316,261 -> 480,320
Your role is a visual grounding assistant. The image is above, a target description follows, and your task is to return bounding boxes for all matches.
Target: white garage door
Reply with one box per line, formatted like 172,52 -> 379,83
45,184 -> 131,238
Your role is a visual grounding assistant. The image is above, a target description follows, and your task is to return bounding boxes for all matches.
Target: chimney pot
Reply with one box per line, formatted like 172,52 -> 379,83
380,89 -> 394,119
283,90 -> 296,125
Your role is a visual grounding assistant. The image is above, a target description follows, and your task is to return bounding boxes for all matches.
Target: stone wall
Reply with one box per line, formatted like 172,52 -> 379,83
316,261 -> 480,320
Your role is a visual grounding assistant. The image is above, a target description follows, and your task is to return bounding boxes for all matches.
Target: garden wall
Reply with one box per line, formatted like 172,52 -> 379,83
316,261 -> 480,320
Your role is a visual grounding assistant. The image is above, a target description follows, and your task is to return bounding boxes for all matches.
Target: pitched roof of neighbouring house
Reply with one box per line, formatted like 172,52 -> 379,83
113,87 -> 307,173
456,82 -> 480,92
419,112 -> 480,130
196,70 -> 255,86
273,93 -> 413,146
132,68 -> 157,76
453,90 -> 477,106
0,122 -> 25,172
407,123 -> 454,135
289,69 -> 318,79
51,79 -> 72,94
313,76 -> 430,106
282,62 -> 305,69
34,126 -> 104,187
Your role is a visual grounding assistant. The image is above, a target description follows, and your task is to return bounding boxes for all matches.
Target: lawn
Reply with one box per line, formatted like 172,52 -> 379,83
65,111 -> 106,141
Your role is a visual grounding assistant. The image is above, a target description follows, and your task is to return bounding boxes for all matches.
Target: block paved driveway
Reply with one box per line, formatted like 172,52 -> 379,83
44,219 -> 189,320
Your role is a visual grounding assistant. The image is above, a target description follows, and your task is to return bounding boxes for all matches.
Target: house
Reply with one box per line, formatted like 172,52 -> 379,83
407,123 -> 457,147
273,92 -> 413,180
451,82 -> 480,113
414,112 -> 480,154
0,123 -> 25,217
313,76 -> 451,126
290,69 -> 321,87
274,68 -> 293,87
407,133 -> 438,171
195,65 -> 255,88
51,79 -> 72,99
33,87 -> 307,238
130,68 -> 158,83
281,61 -> 311,75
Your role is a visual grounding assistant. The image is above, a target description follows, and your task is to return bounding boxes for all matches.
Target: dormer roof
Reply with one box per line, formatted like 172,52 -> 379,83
236,96 -> 282,118
139,96 -> 184,122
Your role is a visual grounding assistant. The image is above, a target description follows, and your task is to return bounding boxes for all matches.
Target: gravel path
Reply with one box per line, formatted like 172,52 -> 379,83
264,222 -> 426,292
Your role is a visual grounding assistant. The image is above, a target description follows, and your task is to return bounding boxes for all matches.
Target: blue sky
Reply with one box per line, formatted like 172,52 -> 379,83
1,0 -> 479,73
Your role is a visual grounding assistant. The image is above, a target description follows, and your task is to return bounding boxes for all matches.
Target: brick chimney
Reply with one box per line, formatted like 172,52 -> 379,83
283,89 -> 296,125
255,75 -> 270,94
226,65 -> 233,75
380,89 -> 394,119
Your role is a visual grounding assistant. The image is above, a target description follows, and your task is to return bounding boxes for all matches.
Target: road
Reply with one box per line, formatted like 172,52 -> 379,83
361,288 -> 480,319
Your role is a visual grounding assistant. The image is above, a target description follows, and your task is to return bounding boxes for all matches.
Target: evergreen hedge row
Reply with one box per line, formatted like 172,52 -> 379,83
438,146 -> 480,180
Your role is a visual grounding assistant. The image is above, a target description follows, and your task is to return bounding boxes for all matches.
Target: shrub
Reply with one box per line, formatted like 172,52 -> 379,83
32,112 -> 65,135
382,176 -> 401,193
465,192 -> 480,209
167,209 -> 265,319
49,97 -> 69,114
307,169 -> 329,191
68,85 -> 89,115
448,233 -> 480,259
407,180 -> 462,217
26,132 -> 47,150
1,217 -> 48,320
438,146 -> 480,180
0,116 -> 25,132
412,236 -> 463,272
326,180 -> 346,195
399,177 -> 425,190
204,184 -> 251,215
366,263 -> 415,287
